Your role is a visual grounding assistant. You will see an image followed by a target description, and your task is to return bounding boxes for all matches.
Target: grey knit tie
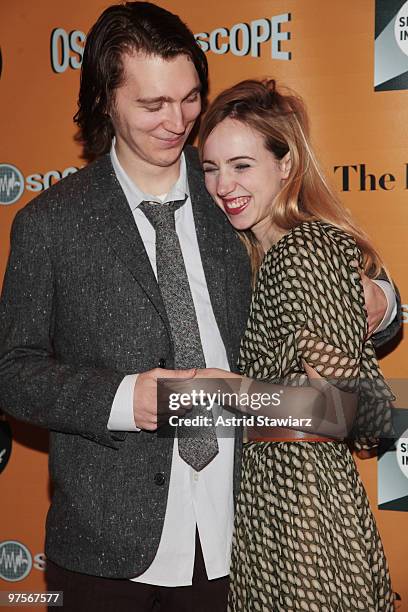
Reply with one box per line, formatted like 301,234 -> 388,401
140,199 -> 219,471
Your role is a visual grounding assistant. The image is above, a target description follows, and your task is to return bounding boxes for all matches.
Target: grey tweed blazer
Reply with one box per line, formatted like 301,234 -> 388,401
0,146 -> 252,578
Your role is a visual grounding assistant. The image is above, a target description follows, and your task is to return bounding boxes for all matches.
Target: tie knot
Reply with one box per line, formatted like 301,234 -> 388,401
139,198 -> 187,230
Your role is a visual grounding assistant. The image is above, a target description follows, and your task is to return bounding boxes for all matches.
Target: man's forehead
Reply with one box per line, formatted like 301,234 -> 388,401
121,51 -> 198,86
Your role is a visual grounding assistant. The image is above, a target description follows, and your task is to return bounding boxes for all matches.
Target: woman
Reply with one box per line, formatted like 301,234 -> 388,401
198,79 -> 395,611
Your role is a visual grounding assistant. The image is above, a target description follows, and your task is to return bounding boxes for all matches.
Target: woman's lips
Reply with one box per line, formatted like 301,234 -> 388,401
221,196 -> 251,216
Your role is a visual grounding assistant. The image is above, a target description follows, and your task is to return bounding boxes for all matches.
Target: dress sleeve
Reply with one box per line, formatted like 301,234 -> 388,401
276,222 -> 394,448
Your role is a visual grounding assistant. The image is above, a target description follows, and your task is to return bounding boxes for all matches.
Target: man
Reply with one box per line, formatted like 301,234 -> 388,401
0,2 -> 400,611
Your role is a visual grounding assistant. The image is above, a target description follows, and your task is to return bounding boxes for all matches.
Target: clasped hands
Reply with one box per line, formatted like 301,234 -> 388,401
133,366 -> 354,440
133,367 -> 234,431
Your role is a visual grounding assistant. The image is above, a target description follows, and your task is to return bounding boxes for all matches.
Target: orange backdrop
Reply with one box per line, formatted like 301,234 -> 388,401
1,0 -> 407,609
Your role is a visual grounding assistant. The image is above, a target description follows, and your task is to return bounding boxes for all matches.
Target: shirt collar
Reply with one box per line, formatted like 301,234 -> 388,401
110,138 -> 189,211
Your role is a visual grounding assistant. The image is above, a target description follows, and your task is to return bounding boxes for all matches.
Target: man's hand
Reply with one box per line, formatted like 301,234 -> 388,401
159,368 -> 240,416
361,273 -> 387,337
133,368 -> 196,431
162,368 -> 242,409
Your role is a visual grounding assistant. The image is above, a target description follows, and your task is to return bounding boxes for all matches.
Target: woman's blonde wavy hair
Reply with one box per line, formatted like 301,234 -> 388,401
198,79 -> 382,280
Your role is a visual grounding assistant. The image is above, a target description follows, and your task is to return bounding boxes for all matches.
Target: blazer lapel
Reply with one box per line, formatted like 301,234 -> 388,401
186,150 -> 231,358
88,155 -> 171,336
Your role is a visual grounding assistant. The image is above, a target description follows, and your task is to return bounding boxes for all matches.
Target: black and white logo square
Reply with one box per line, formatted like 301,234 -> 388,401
375,0 -> 408,90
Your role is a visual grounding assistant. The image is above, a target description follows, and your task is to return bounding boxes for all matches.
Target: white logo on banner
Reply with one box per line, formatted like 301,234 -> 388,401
0,541 -> 32,582
395,1 -> 408,56
0,165 -> 80,204
195,14 -> 291,59
50,15 -> 292,73
375,0 -> 408,88
0,164 -> 25,205
396,428 -> 408,479
50,28 -> 85,73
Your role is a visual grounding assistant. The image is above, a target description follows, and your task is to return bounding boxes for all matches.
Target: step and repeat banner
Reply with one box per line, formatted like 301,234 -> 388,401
1,0 -> 408,608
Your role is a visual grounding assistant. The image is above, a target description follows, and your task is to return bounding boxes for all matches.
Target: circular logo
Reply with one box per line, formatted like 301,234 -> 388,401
395,0 -> 408,56
0,164 -> 25,205
396,427 -> 408,480
0,419 -> 12,475
0,541 -> 32,582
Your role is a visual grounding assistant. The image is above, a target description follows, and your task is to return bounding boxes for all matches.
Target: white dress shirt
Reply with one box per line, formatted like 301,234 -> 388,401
107,143 -> 235,586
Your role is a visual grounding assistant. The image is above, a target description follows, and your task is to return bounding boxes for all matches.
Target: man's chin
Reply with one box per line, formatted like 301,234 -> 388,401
153,145 -> 185,167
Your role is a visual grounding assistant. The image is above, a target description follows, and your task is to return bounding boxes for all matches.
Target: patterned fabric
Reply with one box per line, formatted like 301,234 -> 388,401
229,221 -> 395,611
140,199 -> 218,471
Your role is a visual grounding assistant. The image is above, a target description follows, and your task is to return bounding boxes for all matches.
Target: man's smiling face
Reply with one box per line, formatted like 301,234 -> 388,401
110,52 -> 202,170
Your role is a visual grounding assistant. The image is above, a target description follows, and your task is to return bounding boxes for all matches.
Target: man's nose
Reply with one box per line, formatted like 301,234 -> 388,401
163,105 -> 185,135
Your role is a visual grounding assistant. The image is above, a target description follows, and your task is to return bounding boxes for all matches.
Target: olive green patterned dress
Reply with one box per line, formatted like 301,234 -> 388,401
228,221 -> 395,612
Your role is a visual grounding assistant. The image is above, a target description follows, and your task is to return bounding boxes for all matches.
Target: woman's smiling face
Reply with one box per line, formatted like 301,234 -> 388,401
202,117 -> 290,244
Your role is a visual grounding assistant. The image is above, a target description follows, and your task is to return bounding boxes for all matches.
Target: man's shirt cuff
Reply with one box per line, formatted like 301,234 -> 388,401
107,374 -> 140,431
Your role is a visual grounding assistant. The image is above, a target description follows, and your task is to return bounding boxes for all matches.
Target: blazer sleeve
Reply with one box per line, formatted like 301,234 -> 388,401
0,207 -> 126,449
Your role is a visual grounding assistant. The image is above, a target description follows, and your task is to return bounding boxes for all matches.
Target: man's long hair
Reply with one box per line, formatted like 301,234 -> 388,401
74,1 -> 208,162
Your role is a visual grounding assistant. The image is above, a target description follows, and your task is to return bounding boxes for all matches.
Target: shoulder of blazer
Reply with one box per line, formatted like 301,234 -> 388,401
184,145 -> 207,200
18,154 -> 115,221
184,144 -> 201,170
183,146 -> 250,280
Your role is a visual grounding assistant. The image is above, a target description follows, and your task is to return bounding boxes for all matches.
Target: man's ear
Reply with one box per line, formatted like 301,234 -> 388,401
280,152 -> 291,180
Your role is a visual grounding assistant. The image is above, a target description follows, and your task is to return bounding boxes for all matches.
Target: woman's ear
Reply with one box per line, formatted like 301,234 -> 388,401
280,152 -> 292,180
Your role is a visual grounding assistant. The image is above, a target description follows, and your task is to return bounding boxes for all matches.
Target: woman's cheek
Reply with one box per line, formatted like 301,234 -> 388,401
204,175 -> 216,196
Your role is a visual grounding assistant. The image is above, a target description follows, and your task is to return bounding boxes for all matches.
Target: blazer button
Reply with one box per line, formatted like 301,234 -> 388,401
154,472 -> 166,486
158,358 -> 166,368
